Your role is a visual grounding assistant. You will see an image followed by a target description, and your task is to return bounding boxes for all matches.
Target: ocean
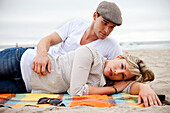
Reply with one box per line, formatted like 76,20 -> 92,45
120,41 -> 170,50
0,40 -> 170,51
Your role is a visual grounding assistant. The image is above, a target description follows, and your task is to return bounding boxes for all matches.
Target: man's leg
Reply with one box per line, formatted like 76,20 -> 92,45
0,47 -> 33,93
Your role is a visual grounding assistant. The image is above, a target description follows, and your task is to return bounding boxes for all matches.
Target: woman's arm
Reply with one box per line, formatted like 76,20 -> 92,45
88,80 -> 132,95
69,46 -> 94,96
130,82 -> 162,107
88,86 -> 115,95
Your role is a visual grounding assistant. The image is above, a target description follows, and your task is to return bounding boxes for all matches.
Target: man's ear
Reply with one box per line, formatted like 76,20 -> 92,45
115,55 -> 120,59
93,12 -> 97,20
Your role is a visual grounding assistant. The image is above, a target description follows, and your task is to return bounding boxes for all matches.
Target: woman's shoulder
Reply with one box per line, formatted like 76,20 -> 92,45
76,45 -> 105,60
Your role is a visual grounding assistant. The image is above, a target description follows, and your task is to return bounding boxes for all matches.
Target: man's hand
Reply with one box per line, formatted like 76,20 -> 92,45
32,53 -> 51,76
138,84 -> 162,107
32,32 -> 62,76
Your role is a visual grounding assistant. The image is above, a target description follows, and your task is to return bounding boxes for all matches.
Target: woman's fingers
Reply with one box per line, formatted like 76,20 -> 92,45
138,94 -> 162,107
148,95 -> 154,106
147,95 -> 162,106
142,96 -> 149,107
138,84 -> 163,107
156,95 -> 162,106
153,95 -> 158,105
138,96 -> 142,104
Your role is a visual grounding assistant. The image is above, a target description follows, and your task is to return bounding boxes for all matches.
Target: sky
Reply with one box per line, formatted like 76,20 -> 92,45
0,0 -> 170,46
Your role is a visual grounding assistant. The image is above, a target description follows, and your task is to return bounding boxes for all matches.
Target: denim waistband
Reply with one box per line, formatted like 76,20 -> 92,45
16,47 -> 34,62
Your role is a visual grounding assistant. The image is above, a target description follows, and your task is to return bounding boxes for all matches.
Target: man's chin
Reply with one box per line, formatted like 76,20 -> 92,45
98,36 -> 107,39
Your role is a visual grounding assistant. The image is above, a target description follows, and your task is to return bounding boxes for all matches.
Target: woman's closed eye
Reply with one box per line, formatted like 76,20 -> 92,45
121,63 -> 124,69
122,74 -> 125,79
121,63 -> 127,79
121,63 -> 126,70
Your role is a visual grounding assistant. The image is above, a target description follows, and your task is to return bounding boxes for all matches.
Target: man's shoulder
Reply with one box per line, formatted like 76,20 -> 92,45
68,18 -> 88,25
96,37 -> 121,52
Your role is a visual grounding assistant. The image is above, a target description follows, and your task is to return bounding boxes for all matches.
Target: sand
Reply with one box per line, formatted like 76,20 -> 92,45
0,49 -> 170,113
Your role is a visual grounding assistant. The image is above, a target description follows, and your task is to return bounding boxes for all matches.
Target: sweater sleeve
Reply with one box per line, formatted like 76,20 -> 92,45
68,46 -> 94,96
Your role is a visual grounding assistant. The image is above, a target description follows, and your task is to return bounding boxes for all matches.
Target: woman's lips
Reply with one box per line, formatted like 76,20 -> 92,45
109,69 -> 112,76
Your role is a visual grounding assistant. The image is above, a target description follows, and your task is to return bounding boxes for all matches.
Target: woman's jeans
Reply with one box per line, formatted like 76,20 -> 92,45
0,47 -> 34,93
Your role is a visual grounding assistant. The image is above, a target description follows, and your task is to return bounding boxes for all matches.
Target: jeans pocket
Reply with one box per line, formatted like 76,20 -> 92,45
15,48 -> 20,62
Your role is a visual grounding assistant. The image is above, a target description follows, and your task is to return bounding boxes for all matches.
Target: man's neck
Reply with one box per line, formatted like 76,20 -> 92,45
80,24 -> 98,45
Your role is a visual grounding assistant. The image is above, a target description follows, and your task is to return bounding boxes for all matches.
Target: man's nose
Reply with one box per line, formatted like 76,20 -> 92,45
104,27 -> 109,33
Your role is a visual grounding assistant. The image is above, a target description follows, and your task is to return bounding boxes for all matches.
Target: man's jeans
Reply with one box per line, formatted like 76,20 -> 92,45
0,47 -> 34,93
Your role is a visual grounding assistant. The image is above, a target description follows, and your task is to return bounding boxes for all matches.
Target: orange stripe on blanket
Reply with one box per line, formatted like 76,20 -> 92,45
70,95 -> 112,108
128,102 -> 144,107
0,94 -> 16,103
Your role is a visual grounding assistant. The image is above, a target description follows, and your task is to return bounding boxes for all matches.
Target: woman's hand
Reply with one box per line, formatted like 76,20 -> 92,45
114,80 -> 132,92
138,84 -> 162,107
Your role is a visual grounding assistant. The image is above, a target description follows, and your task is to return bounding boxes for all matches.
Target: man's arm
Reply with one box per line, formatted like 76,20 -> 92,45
130,82 -> 162,107
32,32 -> 62,76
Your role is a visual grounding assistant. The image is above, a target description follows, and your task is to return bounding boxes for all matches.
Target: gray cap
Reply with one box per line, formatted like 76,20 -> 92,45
96,1 -> 122,26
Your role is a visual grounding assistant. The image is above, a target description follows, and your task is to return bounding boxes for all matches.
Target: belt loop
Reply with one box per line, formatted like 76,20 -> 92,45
16,48 -> 20,62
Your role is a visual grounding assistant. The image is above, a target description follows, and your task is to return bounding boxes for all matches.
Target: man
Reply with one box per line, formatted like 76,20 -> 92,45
32,1 -> 123,76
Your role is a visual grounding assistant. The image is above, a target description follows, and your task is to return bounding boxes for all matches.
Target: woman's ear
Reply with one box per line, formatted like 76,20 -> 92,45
93,12 -> 97,20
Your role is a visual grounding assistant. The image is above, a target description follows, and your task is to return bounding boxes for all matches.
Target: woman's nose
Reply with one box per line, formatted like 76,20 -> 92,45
115,70 -> 123,75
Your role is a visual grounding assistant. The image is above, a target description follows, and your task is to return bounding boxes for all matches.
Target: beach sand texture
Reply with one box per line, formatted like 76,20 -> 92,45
0,49 -> 170,113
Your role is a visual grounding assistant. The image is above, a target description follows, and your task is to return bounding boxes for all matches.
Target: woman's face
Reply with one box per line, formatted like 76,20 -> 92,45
104,58 -> 135,81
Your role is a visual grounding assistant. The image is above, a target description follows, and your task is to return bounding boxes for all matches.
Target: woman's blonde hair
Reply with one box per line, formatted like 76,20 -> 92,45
119,55 -> 154,82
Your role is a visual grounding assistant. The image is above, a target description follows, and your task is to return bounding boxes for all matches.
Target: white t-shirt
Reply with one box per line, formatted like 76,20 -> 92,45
48,19 -> 122,60
20,49 -> 35,92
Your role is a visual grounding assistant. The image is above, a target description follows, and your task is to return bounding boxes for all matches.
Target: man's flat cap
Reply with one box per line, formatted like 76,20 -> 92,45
96,1 -> 122,26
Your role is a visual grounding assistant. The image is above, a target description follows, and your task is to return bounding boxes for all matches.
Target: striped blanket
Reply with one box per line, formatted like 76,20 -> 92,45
0,93 -> 144,108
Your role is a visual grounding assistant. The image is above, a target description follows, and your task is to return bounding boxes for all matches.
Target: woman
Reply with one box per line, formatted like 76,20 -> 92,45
0,45 -> 161,107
